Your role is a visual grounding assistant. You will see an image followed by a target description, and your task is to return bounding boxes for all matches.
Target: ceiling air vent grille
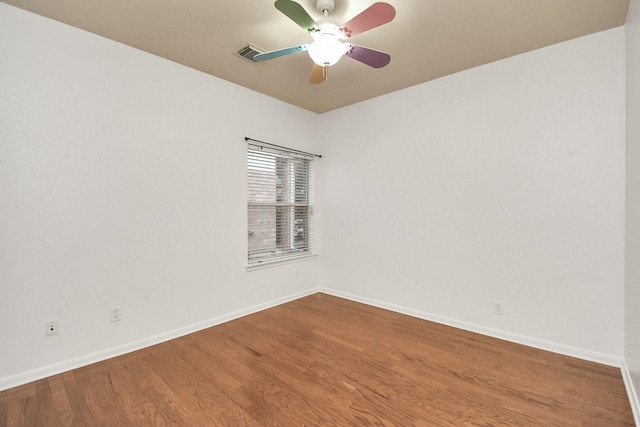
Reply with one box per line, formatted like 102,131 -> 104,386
238,43 -> 264,62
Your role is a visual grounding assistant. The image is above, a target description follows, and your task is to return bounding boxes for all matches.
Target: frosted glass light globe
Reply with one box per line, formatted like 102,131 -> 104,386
307,26 -> 347,66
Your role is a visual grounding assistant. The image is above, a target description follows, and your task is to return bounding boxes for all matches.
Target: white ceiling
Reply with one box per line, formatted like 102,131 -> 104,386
2,0 -> 630,113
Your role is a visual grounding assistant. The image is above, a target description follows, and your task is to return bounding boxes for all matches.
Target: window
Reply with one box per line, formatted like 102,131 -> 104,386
247,142 -> 314,266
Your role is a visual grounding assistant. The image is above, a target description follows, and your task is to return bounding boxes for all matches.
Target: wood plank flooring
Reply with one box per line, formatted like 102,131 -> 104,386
0,293 -> 634,426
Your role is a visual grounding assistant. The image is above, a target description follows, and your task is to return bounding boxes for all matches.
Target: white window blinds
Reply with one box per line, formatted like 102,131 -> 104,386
247,143 -> 314,265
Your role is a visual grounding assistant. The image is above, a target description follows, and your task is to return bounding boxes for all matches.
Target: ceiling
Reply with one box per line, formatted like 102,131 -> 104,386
2,0 -> 630,114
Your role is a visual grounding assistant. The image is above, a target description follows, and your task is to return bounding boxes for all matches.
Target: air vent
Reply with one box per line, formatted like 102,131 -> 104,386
238,43 -> 265,62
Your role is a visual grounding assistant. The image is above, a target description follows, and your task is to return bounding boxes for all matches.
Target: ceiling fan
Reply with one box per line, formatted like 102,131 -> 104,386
254,0 -> 396,84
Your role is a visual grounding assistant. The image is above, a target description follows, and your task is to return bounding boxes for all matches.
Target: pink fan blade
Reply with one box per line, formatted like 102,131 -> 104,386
340,2 -> 396,38
345,44 -> 390,68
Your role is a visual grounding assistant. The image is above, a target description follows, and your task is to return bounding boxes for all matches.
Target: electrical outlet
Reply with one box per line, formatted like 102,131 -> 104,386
45,320 -> 58,336
110,306 -> 121,322
494,301 -> 504,316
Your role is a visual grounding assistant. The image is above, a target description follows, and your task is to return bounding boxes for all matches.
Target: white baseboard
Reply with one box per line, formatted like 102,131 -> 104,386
621,361 -> 640,426
0,288 -> 318,392
1,286 -> 629,395
319,287 -> 624,368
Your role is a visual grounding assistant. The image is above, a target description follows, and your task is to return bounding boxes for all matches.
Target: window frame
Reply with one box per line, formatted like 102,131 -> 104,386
246,143 -> 315,269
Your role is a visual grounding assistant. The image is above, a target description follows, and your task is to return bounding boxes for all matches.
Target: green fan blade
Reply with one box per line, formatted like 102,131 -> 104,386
275,0 -> 319,32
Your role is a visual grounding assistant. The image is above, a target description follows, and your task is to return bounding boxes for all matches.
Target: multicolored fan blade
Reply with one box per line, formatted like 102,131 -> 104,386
253,45 -> 308,62
309,64 -> 327,84
340,2 -> 396,38
274,0 -> 319,33
345,44 -> 390,68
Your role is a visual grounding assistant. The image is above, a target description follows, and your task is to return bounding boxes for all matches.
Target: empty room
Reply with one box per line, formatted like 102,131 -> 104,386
2,0 -> 640,425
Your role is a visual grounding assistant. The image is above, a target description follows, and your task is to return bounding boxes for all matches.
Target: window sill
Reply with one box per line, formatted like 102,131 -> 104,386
246,253 -> 317,271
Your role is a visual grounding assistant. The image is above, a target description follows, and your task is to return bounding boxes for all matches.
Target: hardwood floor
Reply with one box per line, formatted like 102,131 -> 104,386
0,293 -> 634,426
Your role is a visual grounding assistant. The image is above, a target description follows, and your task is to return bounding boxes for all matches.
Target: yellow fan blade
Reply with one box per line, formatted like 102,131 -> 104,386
309,64 -> 327,84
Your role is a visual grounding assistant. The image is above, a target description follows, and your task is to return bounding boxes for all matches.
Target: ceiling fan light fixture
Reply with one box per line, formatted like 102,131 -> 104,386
307,25 -> 347,66
263,0 -> 396,83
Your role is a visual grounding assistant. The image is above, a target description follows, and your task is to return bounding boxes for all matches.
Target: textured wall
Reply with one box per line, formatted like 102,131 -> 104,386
625,0 -> 640,416
0,3 -> 320,389
319,28 -> 626,361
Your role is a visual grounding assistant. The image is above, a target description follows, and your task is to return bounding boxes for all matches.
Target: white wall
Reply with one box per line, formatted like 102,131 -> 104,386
626,0 -> 640,414
0,3 -> 321,389
318,28 -> 626,362
0,1 -> 630,393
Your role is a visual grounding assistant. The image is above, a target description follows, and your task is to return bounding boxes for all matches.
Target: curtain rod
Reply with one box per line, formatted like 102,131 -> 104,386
245,137 -> 322,158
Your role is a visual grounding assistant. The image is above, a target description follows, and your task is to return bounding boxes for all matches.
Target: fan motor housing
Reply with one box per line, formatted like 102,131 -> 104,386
316,0 -> 335,14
